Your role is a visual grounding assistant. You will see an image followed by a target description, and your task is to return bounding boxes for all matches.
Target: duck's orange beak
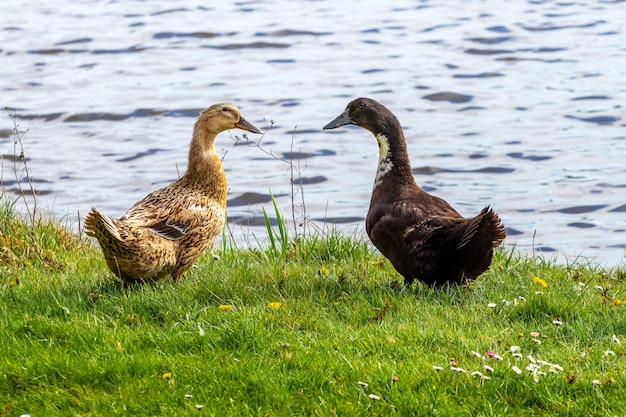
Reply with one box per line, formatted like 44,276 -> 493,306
235,116 -> 262,134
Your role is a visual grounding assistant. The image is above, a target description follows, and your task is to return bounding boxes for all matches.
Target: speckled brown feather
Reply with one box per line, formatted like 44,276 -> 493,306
84,103 -> 261,282
324,98 -> 506,286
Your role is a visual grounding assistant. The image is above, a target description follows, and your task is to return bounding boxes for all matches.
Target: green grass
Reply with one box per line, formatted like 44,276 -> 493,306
1,197 -> 626,416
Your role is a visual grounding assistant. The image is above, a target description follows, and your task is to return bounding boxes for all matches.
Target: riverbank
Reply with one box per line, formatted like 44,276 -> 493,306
1,200 -> 625,415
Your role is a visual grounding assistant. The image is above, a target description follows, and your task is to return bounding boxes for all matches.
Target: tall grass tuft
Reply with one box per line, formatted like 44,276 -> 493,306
0,196 -> 83,274
261,190 -> 290,257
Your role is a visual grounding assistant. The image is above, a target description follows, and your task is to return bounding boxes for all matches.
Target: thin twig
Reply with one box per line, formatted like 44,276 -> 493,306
289,127 -> 298,240
77,209 -> 83,246
1,142 -> 4,195
5,107 -> 38,223
231,119 -> 310,241
297,143 -> 308,238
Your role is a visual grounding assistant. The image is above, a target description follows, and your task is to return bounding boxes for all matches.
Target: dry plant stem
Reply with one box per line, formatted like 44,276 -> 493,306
1,143 -> 4,195
76,208 -> 84,246
231,120 -> 309,242
5,107 -> 38,223
289,130 -> 297,238
288,126 -> 308,241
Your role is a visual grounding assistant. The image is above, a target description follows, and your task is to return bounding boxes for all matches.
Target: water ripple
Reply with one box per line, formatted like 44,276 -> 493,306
507,152 -> 553,162
255,29 -> 332,37
59,109 -> 206,122
519,20 -> 607,31
423,92 -> 473,104
571,95 -> 611,101
115,148 -> 169,163
55,38 -> 93,46
281,149 -> 336,160
317,216 -> 365,224
413,166 -> 515,175
555,205 -> 609,214
465,48 -> 513,55
609,204 -> 626,213
153,32 -> 221,39
466,36 -> 515,44
150,8 -> 188,16
564,115 -> 620,125
206,42 -> 290,50
568,222 -> 596,229
487,25 -> 511,33
15,113 -> 65,121
94,45 -> 151,54
298,176 -> 327,185
496,57 -> 576,63
453,72 -> 504,79
228,192 -> 288,207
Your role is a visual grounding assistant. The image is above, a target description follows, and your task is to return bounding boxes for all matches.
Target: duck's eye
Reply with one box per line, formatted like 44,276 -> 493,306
222,107 -> 228,112
358,102 -> 365,109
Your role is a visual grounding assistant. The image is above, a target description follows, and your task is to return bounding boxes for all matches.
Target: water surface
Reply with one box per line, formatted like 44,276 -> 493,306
2,0 -> 625,265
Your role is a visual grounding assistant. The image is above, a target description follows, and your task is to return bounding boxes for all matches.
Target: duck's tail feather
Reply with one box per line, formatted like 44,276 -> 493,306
84,207 -> 124,242
457,206 -> 506,250
487,208 -> 507,248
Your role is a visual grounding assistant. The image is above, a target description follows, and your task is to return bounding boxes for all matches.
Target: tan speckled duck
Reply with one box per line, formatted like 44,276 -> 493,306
84,103 -> 262,282
323,98 -> 506,286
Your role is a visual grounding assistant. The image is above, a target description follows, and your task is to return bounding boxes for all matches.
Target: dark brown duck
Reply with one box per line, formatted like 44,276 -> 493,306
323,97 -> 506,286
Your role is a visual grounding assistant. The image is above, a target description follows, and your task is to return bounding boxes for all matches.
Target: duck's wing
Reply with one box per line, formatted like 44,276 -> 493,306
146,219 -> 189,240
366,203 -> 462,281
402,215 -> 458,240
120,188 -> 224,241
368,190 -> 461,235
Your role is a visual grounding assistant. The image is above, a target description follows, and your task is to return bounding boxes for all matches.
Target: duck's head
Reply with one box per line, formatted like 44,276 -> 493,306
198,103 -> 262,135
322,97 -> 388,134
323,97 -> 414,188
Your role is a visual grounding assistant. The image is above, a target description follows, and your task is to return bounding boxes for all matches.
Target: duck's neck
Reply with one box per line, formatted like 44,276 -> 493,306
372,123 -> 416,191
183,125 -> 227,199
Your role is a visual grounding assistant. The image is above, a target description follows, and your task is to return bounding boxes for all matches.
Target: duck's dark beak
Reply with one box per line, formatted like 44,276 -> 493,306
323,109 -> 353,130
235,116 -> 262,134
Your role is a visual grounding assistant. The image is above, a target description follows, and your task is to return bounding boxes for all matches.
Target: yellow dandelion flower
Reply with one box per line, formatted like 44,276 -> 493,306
370,259 -> 385,267
532,277 -> 548,288
162,372 -> 172,379
613,299 -> 622,306
218,304 -> 233,311
268,302 -> 282,311
319,266 -> 330,275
